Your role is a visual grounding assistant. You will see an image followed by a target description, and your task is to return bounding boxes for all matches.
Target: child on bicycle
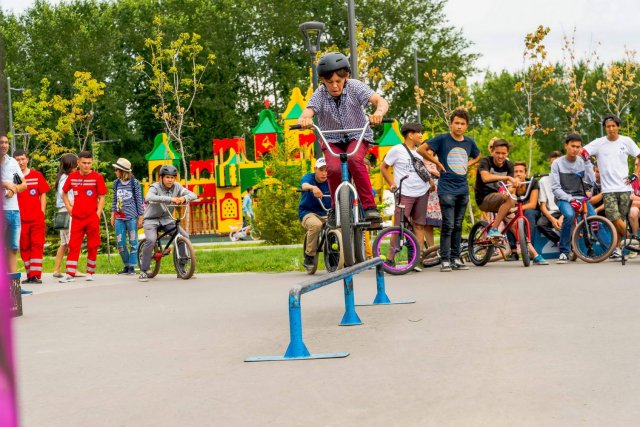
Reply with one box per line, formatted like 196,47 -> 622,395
297,52 -> 389,222
139,165 -> 197,282
299,157 -> 331,269
550,133 -> 597,264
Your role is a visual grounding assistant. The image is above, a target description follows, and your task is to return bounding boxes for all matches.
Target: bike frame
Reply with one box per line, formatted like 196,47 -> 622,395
478,180 -> 536,245
310,124 -> 372,228
150,203 -> 190,258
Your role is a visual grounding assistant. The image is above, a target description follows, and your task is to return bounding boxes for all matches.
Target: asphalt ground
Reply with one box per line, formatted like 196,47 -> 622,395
13,259 -> 640,426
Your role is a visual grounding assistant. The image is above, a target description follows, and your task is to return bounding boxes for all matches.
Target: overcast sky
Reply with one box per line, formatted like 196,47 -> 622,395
2,0 -> 640,80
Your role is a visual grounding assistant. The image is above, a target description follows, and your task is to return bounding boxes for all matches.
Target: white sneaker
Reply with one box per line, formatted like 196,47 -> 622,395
58,274 -> 75,283
86,274 -> 95,281
609,248 -> 622,261
556,253 -> 569,264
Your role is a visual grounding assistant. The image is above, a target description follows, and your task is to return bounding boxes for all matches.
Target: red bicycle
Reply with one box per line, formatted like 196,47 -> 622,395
468,180 -> 535,267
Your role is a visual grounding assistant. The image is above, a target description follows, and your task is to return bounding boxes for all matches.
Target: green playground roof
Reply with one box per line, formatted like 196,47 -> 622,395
377,122 -> 403,147
252,109 -> 283,135
145,133 -> 182,161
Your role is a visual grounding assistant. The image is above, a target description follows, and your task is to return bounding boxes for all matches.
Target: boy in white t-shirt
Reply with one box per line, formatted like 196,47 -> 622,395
584,115 -> 640,257
380,123 -> 431,265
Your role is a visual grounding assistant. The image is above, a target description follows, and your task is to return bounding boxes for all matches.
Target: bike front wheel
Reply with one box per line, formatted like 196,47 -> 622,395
324,229 -> 344,272
138,238 -> 162,278
468,220 -> 494,266
571,215 -> 616,263
173,235 -> 196,279
517,218 -> 531,267
372,226 -> 420,275
338,186 -> 356,266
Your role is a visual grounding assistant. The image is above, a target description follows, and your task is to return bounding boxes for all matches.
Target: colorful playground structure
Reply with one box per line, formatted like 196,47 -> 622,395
141,87 -> 406,235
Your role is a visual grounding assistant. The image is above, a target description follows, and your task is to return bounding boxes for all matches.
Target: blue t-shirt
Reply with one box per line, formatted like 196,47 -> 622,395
426,133 -> 480,195
298,173 -> 331,220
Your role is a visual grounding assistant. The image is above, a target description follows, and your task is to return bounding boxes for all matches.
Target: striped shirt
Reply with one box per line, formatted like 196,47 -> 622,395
111,178 -> 144,220
306,79 -> 375,144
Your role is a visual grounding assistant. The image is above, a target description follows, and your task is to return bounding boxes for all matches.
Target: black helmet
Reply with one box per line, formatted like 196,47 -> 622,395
159,165 -> 178,177
317,52 -> 351,77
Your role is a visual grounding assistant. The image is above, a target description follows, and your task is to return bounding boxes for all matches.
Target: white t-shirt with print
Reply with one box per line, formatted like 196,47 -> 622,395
383,144 -> 430,198
584,135 -> 640,192
2,155 -> 24,210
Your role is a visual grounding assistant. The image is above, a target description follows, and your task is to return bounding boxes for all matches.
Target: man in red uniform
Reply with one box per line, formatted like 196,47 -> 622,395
14,150 -> 50,284
60,151 -> 107,282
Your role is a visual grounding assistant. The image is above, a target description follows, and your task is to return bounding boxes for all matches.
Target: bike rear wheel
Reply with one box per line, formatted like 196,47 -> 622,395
138,238 -> 162,278
303,233 -> 319,275
324,229 -> 344,272
571,215 -> 616,263
468,220 -> 494,266
372,226 -> 420,275
517,218 -> 531,267
421,244 -> 441,268
354,226 -> 367,263
338,186 -> 356,266
173,235 -> 196,279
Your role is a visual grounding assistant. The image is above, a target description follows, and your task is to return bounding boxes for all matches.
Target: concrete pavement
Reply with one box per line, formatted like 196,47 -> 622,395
14,260 -> 640,426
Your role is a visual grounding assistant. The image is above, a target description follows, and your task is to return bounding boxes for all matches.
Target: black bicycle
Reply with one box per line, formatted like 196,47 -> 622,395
138,203 -> 196,280
298,192 -> 344,274
621,174 -> 640,265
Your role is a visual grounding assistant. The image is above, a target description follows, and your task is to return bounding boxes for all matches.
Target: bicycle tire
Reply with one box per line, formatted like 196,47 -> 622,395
138,238 -> 161,278
422,244 -> 441,268
324,229 -> 344,272
372,226 -> 420,275
468,220 -> 494,266
354,226 -> 367,264
303,233 -> 319,275
173,235 -> 196,279
571,215 -> 617,263
517,218 -> 531,267
338,186 -> 356,266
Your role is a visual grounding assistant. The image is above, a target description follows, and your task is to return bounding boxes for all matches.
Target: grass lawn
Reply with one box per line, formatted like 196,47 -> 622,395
30,245 -> 317,275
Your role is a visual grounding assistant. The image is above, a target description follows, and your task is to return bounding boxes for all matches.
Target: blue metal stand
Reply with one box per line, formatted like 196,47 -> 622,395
339,275 -> 363,326
356,264 -> 416,306
245,258 -> 403,362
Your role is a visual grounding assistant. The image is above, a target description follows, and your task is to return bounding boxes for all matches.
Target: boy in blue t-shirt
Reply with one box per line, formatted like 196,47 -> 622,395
299,158 -> 331,269
417,109 -> 481,272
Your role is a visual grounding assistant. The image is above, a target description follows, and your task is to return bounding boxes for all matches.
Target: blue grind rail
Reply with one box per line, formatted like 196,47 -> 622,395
245,257 -> 414,362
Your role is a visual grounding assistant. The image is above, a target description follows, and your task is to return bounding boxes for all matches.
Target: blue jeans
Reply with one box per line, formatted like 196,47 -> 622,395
438,193 -> 469,262
557,200 -> 595,255
4,210 -> 21,251
524,209 -> 540,242
115,218 -> 139,267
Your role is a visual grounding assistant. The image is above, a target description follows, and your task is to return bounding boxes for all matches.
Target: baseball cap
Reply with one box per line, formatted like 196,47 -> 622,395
315,157 -> 327,169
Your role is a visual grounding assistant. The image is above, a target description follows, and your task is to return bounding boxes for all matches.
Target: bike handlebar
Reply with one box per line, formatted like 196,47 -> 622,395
147,201 -> 191,221
296,189 -> 331,212
498,179 -> 536,203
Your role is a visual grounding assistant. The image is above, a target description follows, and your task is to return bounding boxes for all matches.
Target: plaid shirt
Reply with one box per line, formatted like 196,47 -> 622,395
306,79 -> 375,144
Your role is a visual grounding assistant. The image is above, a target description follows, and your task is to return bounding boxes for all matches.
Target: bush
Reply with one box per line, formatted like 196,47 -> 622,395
253,145 -> 304,245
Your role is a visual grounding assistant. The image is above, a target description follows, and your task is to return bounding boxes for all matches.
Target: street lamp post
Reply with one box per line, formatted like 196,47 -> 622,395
299,21 -> 325,157
413,49 -> 427,124
7,77 -> 25,154
347,0 -> 358,79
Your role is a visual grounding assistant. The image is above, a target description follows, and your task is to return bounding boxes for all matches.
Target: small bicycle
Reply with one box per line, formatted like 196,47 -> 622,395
291,118 -> 393,267
469,180 -> 537,267
371,176 -> 421,275
298,191 -> 344,274
229,222 -> 260,241
137,203 -> 196,279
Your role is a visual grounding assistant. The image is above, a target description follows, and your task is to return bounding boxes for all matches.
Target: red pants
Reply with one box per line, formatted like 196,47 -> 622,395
66,215 -> 101,276
20,220 -> 46,279
322,139 -> 375,209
